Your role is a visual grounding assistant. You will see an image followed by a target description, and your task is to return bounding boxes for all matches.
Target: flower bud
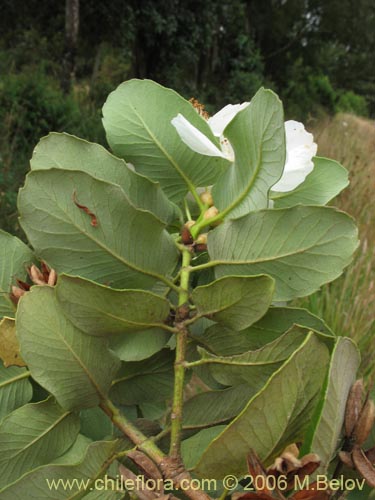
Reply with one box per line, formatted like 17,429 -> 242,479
180,221 -> 195,245
203,206 -> 219,220
195,233 -> 208,252
29,264 -> 46,286
196,233 -> 208,245
200,190 -> 214,207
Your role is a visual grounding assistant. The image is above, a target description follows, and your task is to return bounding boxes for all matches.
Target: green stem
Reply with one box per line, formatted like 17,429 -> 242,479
179,247 -> 192,306
169,246 -> 192,457
188,260 -> 220,273
100,398 -> 165,463
100,398 -> 212,500
184,198 -> 193,221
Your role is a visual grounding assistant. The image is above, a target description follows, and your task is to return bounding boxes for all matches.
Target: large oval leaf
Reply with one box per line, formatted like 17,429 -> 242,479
110,350 -> 174,405
18,169 -> 178,290
109,328 -> 170,362
190,306 -> 334,355
212,88 -> 285,218
31,132 -> 181,225
102,79 -> 228,202
0,361 -> 32,421
194,333 -> 330,478
192,275 -> 275,330
183,385 -> 255,430
0,397 -> 80,489
0,230 -> 34,319
0,440 -> 120,499
196,326 -> 309,388
301,337 -> 360,471
56,275 -> 172,336
16,286 -> 121,410
271,157 -> 349,208
208,206 -> 358,301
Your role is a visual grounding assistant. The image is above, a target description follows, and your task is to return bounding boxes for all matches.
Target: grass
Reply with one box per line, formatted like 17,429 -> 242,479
296,113 -> 375,379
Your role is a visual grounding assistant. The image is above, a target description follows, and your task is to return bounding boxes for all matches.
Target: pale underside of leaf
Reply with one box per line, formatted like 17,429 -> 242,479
102,79 -> 228,202
0,230 -> 34,319
212,87 -> 285,218
16,286 -> 121,411
208,205 -> 358,301
194,333 -> 330,479
0,362 -> 32,421
18,169 -> 178,290
190,306 -> 334,355
0,397 -> 80,489
56,274 -> 172,335
0,440 -> 119,499
302,337 -> 360,472
30,132 -> 181,225
192,275 -> 275,330
271,156 -> 349,208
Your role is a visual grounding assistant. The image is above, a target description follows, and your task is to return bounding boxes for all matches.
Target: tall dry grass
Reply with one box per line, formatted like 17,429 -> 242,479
297,113 -> 375,379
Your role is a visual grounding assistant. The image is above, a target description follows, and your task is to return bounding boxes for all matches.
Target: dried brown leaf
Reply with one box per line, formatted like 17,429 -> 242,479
366,445 -> 375,465
291,482 -> 331,500
345,379 -> 364,437
353,399 -> 375,445
0,317 -> 26,367
352,445 -> 375,488
338,451 -> 354,469
127,450 -> 162,482
118,464 -> 158,500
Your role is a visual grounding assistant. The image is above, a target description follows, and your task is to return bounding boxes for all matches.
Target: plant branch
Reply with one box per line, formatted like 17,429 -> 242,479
100,398 -> 212,500
100,398 -> 165,463
169,246 -> 192,458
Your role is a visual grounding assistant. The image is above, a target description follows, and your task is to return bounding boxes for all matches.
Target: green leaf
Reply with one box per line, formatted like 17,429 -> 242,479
30,132 -> 181,225
192,275 -> 275,330
0,440 -> 120,499
102,79 -> 228,202
197,326 -> 310,388
183,384 -> 255,429
194,333 -> 330,478
80,407 -> 114,441
56,275 -> 172,336
0,361 -> 32,421
271,157 -> 349,208
212,88 -> 285,218
181,426 -> 226,470
16,287 -> 121,411
301,337 -> 360,471
0,230 -> 34,319
191,306 -> 334,355
110,350 -> 174,405
53,434 -> 93,464
0,397 -> 80,489
208,206 -> 358,301
18,169 -> 178,290
110,328 -> 170,362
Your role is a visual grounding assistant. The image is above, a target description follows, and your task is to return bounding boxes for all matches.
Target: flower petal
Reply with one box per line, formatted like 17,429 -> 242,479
272,121 -> 318,192
171,114 -> 227,158
285,120 -> 315,151
208,102 -> 249,136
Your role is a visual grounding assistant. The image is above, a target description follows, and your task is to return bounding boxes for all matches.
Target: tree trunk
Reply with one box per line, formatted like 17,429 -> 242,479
61,0 -> 79,94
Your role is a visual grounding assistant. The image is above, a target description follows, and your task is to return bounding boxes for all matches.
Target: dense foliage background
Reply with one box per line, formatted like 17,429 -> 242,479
0,0 -> 374,235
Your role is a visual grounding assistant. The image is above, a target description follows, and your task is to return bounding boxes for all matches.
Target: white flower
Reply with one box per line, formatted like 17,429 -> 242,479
271,120 -> 317,192
171,102 -> 249,162
171,104 -> 317,193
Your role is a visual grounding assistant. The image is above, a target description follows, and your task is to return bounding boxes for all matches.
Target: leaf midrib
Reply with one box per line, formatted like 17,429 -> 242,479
0,410 -> 72,463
